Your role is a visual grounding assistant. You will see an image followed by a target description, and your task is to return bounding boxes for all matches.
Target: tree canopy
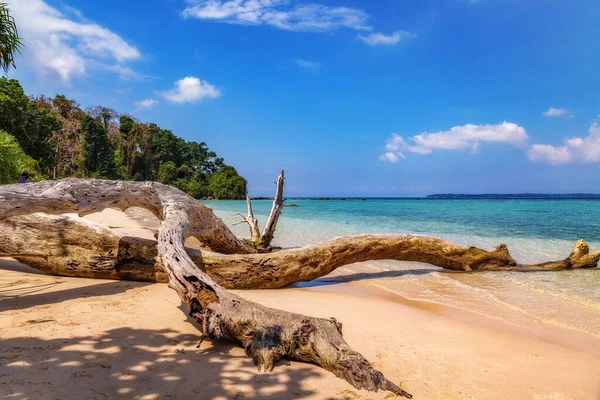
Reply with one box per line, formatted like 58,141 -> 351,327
0,78 -> 246,198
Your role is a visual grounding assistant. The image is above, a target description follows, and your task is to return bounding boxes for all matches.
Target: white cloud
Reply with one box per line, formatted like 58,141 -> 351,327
380,122 -> 529,162
135,99 -> 159,109
8,0 -> 140,83
379,152 -> 405,163
182,0 -> 371,32
527,122 -> 600,165
542,107 -> 569,117
357,31 -> 415,46
158,76 -> 221,104
63,5 -> 83,19
88,61 -> 154,81
527,145 -> 572,165
295,59 -> 320,72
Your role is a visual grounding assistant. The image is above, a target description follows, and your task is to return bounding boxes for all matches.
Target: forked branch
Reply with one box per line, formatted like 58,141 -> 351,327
232,195 -> 260,242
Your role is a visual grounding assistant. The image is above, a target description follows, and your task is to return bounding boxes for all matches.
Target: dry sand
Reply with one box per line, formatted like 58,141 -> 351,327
1,209 -> 599,400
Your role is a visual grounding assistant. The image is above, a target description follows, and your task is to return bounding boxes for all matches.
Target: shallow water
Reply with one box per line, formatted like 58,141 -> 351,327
202,199 -> 600,343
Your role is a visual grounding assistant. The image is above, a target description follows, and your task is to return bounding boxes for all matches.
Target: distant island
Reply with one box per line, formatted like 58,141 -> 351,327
426,193 -> 600,199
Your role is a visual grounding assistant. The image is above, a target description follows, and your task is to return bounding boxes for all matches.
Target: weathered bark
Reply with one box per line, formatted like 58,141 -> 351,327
232,169 -> 287,251
0,179 -> 412,398
0,179 -> 248,255
203,236 -> 600,288
233,195 -> 261,242
259,170 -> 285,249
2,214 -> 598,290
0,214 -> 170,282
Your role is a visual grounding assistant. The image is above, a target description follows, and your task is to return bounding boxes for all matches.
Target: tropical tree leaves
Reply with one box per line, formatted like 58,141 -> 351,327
0,2 -> 22,73
0,130 -> 35,184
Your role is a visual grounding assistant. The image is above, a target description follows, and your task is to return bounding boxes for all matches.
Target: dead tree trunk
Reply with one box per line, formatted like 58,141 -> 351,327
233,170 -> 287,251
0,179 -> 412,398
259,170 -> 285,249
2,213 -> 598,289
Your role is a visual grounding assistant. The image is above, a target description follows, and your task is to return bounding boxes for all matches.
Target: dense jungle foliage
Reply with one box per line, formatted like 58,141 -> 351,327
0,78 -> 246,199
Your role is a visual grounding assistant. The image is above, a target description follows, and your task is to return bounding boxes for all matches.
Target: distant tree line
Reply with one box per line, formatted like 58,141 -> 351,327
0,78 -> 246,199
426,193 -> 600,199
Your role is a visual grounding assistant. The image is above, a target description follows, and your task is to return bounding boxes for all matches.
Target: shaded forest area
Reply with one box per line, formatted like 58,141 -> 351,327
0,78 -> 246,199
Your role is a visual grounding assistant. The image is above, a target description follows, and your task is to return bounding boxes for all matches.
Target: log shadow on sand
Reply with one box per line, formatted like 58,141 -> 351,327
0,326 -> 333,400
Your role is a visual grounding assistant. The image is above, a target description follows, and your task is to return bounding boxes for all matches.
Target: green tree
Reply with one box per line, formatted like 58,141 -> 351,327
23,100 -> 61,171
116,115 -> 146,179
185,173 -> 209,198
0,77 -> 247,197
0,2 -> 22,73
81,114 -> 115,178
43,94 -> 83,178
208,165 -> 247,199
0,79 -> 61,176
150,128 -> 181,172
0,130 -> 35,184
157,161 -> 177,185
52,95 -> 79,119
0,77 -> 28,137
133,122 -> 158,181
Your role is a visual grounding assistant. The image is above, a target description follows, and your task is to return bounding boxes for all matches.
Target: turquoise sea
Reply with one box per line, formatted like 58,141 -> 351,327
202,199 -> 600,345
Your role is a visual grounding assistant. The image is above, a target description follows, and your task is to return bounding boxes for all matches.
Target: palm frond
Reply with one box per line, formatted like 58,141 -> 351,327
0,2 -> 22,73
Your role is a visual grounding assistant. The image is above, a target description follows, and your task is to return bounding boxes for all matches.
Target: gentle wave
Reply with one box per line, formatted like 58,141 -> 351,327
203,199 -> 600,339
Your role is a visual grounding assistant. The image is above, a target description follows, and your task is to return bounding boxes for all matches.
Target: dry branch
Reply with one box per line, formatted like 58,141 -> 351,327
232,195 -> 260,242
259,170 -> 285,249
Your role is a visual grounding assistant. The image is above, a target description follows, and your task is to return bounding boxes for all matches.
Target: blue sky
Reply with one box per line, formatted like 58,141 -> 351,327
7,0 -> 600,196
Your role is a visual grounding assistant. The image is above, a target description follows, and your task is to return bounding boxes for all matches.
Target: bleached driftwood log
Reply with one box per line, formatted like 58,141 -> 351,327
2,209 -> 598,289
0,179 -> 412,398
0,179 -> 248,254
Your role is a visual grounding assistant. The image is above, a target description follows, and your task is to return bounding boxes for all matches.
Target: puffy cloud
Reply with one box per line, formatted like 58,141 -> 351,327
158,76 -> 221,103
182,0 -> 371,32
380,122 -> 529,162
527,145 -> 572,165
542,107 -> 570,117
357,31 -> 415,46
135,99 -> 159,109
8,0 -> 140,83
527,122 -> 600,165
295,59 -> 320,71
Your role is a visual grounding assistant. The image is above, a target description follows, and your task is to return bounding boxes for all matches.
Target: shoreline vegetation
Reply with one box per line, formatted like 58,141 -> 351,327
0,78 -> 247,199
